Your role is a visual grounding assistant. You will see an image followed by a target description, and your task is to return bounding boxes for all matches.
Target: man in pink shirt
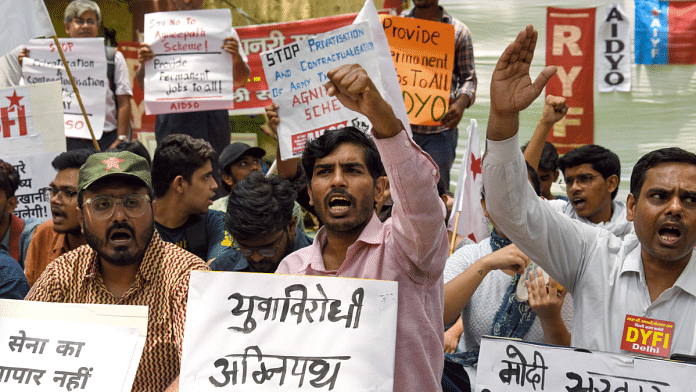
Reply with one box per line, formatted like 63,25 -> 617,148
275,64 -> 448,392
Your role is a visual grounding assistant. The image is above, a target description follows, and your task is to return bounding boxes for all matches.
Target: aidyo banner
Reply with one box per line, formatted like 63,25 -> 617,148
261,22 -> 383,160
22,38 -> 107,140
143,9 -> 235,115
180,271 -> 398,391
597,3 -> 631,92
476,336 -> 696,391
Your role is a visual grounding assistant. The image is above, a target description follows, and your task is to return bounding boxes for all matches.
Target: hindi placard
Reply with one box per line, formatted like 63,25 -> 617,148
143,9 -> 234,115
4,152 -> 61,221
180,271 -> 398,391
22,38 -> 107,140
0,300 -> 146,392
380,15 -> 454,126
261,22 -> 383,160
476,336 -> 696,391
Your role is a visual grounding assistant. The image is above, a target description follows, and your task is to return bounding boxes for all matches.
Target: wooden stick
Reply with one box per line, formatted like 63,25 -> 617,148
448,210 -> 461,256
51,36 -> 100,151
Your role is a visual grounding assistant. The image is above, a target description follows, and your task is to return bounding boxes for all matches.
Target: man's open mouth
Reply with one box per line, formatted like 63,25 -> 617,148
329,195 -> 352,212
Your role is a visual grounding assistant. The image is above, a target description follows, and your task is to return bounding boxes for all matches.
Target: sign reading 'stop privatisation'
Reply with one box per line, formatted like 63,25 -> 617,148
261,22 -> 383,161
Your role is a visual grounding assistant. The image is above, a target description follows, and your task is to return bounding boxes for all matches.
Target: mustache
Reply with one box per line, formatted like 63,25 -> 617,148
323,189 -> 356,205
106,221 -> 136,238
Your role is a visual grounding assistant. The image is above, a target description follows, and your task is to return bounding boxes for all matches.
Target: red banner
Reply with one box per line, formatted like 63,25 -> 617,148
545,7 -> 595,154
232,12 -> 389,114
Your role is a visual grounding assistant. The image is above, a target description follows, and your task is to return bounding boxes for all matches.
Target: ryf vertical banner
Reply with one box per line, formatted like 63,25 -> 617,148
545,7 -> 595,154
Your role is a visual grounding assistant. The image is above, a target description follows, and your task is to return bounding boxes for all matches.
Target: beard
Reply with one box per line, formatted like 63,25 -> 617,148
84,220 -> 155,267
316,189 -> 374,235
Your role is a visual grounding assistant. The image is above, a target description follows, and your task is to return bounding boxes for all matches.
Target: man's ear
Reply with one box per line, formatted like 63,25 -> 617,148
64,23 -> 71,36
76,207 -> 84,234
373,176 -> 389,204
306,185 -> 314,207
626,193 -> 635,222
221,173 -> 235,188
6,196 -> 17,213
552,170 -> 560,182
173,175 -> 186,194
606,174 -> 619,195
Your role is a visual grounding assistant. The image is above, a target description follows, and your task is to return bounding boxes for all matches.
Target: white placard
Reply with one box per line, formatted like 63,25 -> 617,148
261,22 -> 383,160
597,3 -> 631,92
22,38 -> 107,140
180,271 -> 398,391
4,152 -> 60,221
476,336 -> 696,391
0,300 -> 147,392
143,9 -> 234,115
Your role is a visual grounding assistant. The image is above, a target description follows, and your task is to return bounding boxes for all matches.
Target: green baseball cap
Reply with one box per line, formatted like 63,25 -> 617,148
78,151 -> 152,194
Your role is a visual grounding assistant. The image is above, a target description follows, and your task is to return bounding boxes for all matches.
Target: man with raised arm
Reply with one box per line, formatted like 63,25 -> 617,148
483,25 -> 696,356
275,64 -> 448,392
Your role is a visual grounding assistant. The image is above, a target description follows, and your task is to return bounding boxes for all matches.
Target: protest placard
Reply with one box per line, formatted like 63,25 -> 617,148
0,299 -> 147,392
180,271 -> 398,391
143,9 -> 234,115
380,15 -> 454,126
22,38 -> 107,140
4,152 -> 59,221
476,336 -> 696,391
261,22 -> 383,160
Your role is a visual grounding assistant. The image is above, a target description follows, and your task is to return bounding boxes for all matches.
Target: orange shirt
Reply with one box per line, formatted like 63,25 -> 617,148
25,220 -> 71,287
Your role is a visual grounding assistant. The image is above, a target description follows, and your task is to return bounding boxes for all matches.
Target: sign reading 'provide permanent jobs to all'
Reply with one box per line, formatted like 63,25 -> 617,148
22,38 -> 107,140
144,9 -> 234,115
380,16 -> 454,126
261,22 -> 383,160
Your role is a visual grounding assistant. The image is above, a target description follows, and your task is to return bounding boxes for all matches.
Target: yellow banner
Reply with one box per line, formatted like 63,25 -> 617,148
380,15 -> 455,126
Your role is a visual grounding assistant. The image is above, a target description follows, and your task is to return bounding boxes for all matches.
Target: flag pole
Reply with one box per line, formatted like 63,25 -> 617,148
448,210 -> 461,256
51,36 -> 100,151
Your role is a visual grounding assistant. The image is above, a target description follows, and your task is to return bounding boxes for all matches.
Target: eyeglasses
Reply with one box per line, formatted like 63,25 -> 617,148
72,18 -> 97,26
233,228 -> 287,258
83,194 -> 151,219
564,173 -> 599,188
43,187 -> 77,202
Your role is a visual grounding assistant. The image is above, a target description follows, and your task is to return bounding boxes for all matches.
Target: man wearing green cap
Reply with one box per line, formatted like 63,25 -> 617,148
26,151 -> 209,392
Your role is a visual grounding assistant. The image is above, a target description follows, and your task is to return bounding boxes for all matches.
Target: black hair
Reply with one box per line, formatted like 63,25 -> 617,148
52,149 -> 96,171
558,144 -> 621,200
108,140 -> 152,167
630,147 -> 696,200
225,172 -> 296,241
521,141 -> 560,172
0,160 -> 20,198
151,134 -> 216,198
301,127 -> 384,186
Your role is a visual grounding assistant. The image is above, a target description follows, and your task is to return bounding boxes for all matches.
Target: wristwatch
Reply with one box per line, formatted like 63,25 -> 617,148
117,135 -> 128,141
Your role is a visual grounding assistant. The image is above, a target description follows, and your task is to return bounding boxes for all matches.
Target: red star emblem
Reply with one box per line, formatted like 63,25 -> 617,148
470,153 -> 482,181
6,90 -> 23,108
102,157 -> 124,172
468,233 -> 477,242
651,7 -> 661,17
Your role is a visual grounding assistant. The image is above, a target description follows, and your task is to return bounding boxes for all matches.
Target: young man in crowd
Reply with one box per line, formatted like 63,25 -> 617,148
210,142 -> 265,212
483,25 -> 696,356
275,64 -> 448,392
401,0 -> 477,187
20,0 -> 132,150
136,0 -> 250,159
523,95 -> 633,238
210,172 -> 312,273
25,149 -> 94,287
0,249 -> 29,299
26,151 -> 209,391
0,160 -> 42,269
151,134 -> 226,262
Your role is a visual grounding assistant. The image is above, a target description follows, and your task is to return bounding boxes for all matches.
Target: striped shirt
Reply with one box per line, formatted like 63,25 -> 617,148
25,231 -> 209,392
401,6 -> 477,134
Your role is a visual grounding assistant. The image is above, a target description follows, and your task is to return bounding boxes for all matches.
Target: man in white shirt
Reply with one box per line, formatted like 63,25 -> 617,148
482,25 -> 696,357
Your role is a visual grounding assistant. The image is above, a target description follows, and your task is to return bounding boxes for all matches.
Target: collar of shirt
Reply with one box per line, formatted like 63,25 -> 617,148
297,213 -> 383,274
403,6 -> 450,23
83,230 -> 163,285
620,240 -> 696,298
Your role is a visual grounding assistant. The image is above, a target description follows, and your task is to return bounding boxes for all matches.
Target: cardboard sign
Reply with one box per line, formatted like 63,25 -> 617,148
143,9 -> 234,115
22,38 -> 107,140
261,22 -> 383,160
380,15 -> 454,126
180,271 -> 398,391
620,314 -> 674,358
0,299 -> 147,392
476,336 -> 696,392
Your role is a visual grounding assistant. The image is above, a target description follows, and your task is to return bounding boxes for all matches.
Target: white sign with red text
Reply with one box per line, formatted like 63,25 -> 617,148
261,22 -> 383,160
22,38 -> 107,140
143,9 -> 234,115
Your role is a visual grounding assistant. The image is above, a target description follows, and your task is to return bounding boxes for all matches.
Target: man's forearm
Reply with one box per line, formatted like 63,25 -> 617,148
487,110 -> 519,141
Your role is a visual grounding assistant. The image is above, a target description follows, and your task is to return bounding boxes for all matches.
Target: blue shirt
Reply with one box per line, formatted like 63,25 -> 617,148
155,210 -> 226,262
0,249 -> 29,299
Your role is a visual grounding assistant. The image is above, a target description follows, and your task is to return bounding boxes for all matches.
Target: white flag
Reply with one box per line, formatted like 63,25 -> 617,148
448,119 -> 489,243
0,0 -> 56,58
597,3 -> 631,92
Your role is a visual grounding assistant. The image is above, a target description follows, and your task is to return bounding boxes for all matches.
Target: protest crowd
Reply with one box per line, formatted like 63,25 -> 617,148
1,0 -> 696,391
